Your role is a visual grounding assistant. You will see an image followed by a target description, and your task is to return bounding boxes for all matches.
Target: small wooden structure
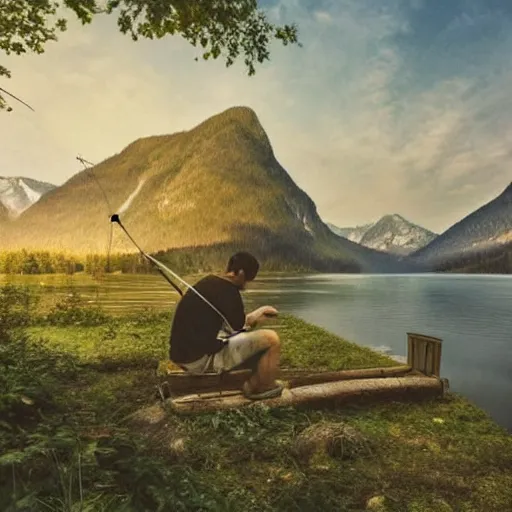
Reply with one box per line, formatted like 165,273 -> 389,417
158,332 -> 449,414
407,332 -> 443,377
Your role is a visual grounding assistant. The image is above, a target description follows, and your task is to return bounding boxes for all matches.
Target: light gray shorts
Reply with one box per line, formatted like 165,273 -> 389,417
181,330 -> 269,375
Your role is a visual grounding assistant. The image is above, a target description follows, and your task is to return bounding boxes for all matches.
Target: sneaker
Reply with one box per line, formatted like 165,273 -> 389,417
242,381 -> 285,400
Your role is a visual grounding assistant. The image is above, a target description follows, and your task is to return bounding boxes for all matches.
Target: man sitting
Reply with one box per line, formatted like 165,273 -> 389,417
169,252 -> 284,400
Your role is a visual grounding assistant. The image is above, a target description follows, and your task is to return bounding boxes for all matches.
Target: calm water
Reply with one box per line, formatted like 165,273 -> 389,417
2,272 -> 511,431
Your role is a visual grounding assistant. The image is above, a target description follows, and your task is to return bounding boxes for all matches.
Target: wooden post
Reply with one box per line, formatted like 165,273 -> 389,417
407,332 -> 443,377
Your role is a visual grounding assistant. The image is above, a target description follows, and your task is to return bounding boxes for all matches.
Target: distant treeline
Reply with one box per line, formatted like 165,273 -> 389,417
0,242 -> 360,275
0,250 -> 150,275
0,250 -> 82,275
436,242 -> 512,274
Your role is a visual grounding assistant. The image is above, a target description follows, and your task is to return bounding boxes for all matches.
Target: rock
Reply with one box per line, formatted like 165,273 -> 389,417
294,421 -> 371,464
130,404 -> 167,425
169,437 -> 187,458
431,499 -> 453,511
128,403 -> 189,460
366,495 -> 386,511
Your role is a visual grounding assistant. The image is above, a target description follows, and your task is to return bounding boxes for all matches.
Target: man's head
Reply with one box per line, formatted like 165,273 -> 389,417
225,252 -> 260,290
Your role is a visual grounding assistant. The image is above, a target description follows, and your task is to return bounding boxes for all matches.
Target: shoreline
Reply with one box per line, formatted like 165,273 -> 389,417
1,285 -> 511,509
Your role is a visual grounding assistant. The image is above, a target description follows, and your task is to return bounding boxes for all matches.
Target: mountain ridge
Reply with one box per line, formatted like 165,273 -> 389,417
0,176 -> 56,218
409,181 -> 512,267
326,222 -> 373,243
327,214 -> 437,255
1,106 -> 405,273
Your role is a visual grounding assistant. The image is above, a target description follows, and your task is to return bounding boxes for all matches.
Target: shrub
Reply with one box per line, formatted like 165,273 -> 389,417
45,290 -> 109,327
0,285 -> 40,334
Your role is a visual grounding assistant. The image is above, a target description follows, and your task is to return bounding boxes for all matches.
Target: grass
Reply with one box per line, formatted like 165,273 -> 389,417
1,286 -> 511,511
26,313 -> 395,371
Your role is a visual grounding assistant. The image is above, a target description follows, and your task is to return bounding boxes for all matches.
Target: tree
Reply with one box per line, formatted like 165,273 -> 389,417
0,0 -> 300,111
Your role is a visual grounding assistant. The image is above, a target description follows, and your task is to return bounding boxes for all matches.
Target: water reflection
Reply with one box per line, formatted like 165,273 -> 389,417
253,274 -> 512,432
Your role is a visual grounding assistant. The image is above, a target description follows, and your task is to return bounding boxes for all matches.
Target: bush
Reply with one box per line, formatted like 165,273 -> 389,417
0,285 -> 112,511
124,307 -> 173,326
45,290 -> 109,327
0,285 -> 39,334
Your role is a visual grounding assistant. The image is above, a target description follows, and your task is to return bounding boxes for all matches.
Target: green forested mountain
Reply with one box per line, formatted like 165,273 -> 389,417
1,106 -> 404,273
436,241 -> 512,274
409,182 -> 512,269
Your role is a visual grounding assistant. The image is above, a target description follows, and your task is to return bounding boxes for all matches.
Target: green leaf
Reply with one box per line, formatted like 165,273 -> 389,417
1,0 -> 301,110
0,450 -> 29,466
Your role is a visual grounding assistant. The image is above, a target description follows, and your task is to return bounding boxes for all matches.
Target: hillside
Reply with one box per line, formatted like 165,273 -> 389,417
410,182 -> 512,268
0,176 -> 56,218
328,215 -> 437,255
0,107 -> 404,273
0,201 -> 8,222
437,241 -> 512,274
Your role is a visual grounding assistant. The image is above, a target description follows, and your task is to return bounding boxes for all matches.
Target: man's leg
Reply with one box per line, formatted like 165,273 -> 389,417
245,330 -> 280,393
214,329 -> 281,393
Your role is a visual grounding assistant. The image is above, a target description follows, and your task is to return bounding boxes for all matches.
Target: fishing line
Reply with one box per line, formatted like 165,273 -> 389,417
76,156 -> 114,214
5,101 -> 235,334
81,157 -> 236,334
77,156 -> 114,273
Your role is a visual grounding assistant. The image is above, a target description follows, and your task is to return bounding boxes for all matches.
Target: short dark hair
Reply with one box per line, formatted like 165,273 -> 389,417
227,252 -> 260,281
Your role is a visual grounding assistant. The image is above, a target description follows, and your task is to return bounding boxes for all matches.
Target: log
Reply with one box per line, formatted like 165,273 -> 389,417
287,366 -> 412,388
159,365 -> 412,396
167,376 -> 445,414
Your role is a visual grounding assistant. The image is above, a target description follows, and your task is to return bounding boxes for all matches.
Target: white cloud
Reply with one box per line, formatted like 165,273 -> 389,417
0,0 -> 511,234
314,11 -> 333,24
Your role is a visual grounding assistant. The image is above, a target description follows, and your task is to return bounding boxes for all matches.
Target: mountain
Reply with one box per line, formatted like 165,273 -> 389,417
358,215 -> 438,256
0,176 -> 56,218
326,222 -> 372,243
0,106 -> 405,273
409,182 -> 512,268
328,215 -> 437,255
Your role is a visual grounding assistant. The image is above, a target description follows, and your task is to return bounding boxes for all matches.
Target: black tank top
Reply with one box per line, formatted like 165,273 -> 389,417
169,274 -> 245,364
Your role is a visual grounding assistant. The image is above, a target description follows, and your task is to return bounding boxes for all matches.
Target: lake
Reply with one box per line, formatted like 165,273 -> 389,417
2,272 -> 511,432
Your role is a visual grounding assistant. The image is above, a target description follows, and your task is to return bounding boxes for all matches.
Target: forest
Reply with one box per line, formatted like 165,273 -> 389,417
436,242 -> 512,274
0,243 -> 359,276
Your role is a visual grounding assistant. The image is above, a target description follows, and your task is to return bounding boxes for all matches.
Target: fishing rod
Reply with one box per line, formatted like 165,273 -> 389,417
77,155 -> 115,274
109,212 -> 184,297
78,156 -> 236,334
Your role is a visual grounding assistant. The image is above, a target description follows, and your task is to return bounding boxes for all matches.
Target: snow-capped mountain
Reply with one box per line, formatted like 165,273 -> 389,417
410,182 -> 512,266
359,215 -> 438,255
0,176 -> 56,218
327,214 -> 438,255
326,222 -> 373,243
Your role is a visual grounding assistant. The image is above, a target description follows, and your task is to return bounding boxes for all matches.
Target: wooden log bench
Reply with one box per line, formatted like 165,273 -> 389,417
168,376 -> 447,414
157,332 -> 449,402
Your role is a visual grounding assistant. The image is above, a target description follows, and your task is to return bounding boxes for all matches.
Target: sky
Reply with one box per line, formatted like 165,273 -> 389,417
1,0 -> 511,233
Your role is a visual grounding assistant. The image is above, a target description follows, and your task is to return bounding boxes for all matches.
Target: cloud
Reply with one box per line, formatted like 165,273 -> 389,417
0,0 -> 511,233
314,11 -> 333,24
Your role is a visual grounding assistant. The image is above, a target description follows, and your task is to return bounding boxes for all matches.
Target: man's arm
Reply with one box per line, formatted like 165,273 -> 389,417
245,306 -> 279,329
